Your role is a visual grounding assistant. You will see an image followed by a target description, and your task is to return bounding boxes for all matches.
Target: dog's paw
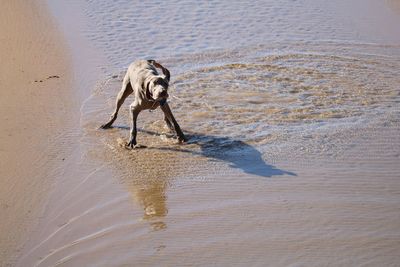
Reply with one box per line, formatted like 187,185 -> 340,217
125,140 -> 135,149
178,135 -> 188,144
125,144 -> 147,150
99,123 -> 113,129
124,140 -> 146,150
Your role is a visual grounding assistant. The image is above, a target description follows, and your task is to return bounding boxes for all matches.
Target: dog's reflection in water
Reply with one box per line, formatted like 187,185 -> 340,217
119,143 -> 179,231
116,131 -> 296,231
126,178 -> 168,231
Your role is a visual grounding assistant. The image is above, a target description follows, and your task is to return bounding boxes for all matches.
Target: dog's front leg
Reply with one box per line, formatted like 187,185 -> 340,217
164,115 -> 175,132
127,104 -> 140,148
160,103 -> 186,142
100,76 -> 133,129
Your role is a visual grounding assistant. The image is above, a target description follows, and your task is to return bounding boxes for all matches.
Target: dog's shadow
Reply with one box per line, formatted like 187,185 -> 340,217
183,132 -> 296,178
113,125 -> 296,178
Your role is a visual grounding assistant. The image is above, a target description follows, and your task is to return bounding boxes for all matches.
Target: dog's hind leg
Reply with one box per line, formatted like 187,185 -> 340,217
100,74 -> 133,129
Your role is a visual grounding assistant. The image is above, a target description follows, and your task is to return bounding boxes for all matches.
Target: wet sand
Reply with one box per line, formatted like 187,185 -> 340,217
0,1 -> 77,265
3,0 -> 400,266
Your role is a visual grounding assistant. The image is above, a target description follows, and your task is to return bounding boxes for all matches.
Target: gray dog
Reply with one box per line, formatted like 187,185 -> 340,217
101,60 -> 186,148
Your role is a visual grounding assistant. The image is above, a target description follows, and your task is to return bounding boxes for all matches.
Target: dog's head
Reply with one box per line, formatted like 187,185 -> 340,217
144,61 -> 171,104
145,75 -> 170,105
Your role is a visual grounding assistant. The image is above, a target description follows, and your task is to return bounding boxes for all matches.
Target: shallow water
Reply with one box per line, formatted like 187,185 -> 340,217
83,41 -> 400,157
78,35 -> 400,267
20,0 -> 400,266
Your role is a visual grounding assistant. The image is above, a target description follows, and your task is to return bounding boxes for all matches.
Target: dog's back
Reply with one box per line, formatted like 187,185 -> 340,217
127,60 -> 159,86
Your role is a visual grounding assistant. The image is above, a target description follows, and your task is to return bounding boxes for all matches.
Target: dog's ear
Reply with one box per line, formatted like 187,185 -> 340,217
162,66 -> 170,83
153,61 -> 170,82
145,84 -> 152,99
146,81 -> 153,99
142,79 -> 152,99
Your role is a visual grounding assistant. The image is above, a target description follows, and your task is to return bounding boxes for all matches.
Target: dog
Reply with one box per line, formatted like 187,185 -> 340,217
100,60 -> 186,148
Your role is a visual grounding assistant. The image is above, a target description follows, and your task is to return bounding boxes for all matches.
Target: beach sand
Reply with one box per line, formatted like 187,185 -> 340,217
0,1 -> 75,265
2,0 -> 400,266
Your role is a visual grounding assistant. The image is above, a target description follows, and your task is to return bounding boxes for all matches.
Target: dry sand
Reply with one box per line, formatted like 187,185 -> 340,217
387,0 -> 400,14
0,1 -> 75,265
